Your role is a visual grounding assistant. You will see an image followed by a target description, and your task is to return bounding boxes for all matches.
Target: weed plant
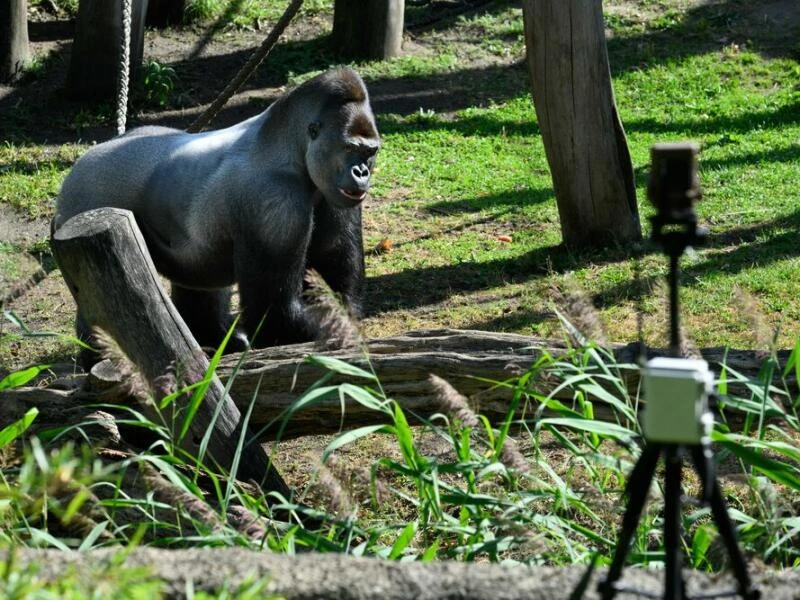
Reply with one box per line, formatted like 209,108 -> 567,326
3,325 -> 799,577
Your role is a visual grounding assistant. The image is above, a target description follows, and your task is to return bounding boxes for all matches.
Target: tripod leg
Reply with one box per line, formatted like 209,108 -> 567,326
689,445 -> 761,600
663,446 -> 686,600
598,443 -> 662,599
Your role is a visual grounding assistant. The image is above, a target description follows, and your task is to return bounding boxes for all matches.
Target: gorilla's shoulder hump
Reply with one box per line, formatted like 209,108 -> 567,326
122,125 -> 181,138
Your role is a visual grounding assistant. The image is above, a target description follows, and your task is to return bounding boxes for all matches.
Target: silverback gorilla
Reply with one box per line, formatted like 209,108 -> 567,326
54,67 -> 380,355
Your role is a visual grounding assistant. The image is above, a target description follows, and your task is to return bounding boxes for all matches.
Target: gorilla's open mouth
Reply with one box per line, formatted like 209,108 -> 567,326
339,188 -> 367,201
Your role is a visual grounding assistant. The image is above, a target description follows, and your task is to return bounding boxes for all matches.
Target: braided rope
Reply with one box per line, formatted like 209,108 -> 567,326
187,0 -> 304,133
116,0 -> 132,136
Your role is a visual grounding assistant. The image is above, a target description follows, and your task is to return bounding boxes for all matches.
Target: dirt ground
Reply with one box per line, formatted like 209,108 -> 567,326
3,0 -> 800,374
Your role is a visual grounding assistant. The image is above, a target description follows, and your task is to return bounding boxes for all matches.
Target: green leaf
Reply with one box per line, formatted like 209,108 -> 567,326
306,355 -> 377,380
392,402 -> 417,468
78,520 -> 111,551
785,335 -> 800,385
339,383 -> 390,413
0,365 -> 50,390
323,424 -> 392,461
691,523 -> 716,568
388,521 -> 418,560
712,430 -> 800,491
0,407 -> 38,448
578,382 -> 637,422
420,538 -> 440,562
540,417 -> 637,441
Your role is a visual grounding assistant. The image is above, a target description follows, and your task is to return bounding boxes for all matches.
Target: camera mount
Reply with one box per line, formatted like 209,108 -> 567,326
595,143 -> 760,600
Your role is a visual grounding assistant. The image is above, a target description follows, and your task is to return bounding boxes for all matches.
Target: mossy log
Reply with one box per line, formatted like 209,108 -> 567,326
5,329 -> 792,442
5,546 -> 797,600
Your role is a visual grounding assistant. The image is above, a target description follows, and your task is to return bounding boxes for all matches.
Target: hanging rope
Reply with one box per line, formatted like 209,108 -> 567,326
186,0 -> 304,133
116,0 -> 133,135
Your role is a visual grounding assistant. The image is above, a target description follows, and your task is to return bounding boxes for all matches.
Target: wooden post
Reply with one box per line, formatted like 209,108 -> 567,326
332,0 -> 404,61
0,0 -> 30,82
66,0 -> 148,101
522,0 -> 641,248
51,208 -> 291,498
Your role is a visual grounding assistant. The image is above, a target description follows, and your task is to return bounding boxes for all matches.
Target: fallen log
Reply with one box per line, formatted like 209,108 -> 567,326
4,330 -> 793,442
6,546 -> 798,600
219,331 -> 794,438
49,207 -> 290,495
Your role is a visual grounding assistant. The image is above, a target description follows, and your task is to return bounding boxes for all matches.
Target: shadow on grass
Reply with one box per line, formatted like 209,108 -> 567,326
364,240 -> 632,316
4,0 -> 796,144
367,205 -> 800,320
606,0 -> 800,71
591,209 -> 800,311
405,0 -> 517,33
425,187 -> 552,215
624,101 -> 800,137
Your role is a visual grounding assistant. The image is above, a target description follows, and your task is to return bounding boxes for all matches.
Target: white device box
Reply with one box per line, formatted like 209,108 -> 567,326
642,357 -> 714,444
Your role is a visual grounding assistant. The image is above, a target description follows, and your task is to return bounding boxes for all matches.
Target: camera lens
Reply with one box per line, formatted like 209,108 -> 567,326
648,142 -> 701,217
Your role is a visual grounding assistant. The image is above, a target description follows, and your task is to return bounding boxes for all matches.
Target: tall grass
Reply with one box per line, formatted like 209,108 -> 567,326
2,328 -> 799,576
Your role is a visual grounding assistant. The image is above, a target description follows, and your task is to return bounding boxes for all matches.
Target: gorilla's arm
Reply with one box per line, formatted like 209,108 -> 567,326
306,200 -> 365,318
235,212 -> 317,347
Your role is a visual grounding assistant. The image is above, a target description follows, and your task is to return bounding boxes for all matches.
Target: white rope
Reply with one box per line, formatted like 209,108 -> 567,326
116,0 -> 132,136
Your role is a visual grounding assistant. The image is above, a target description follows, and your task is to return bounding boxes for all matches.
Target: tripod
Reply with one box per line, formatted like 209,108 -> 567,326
596,144 -> 760,600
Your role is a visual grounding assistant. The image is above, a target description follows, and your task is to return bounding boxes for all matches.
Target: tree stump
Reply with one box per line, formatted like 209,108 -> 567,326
522,0 -> 641,248
66,0 -> 148,101
50,208 -> 291,498
0,0 -> 30,82
332,0 -> 404,61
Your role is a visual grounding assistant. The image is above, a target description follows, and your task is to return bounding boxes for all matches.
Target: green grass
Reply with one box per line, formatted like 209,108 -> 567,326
1,0 -> 797,366
185,0 -> 332,27
356,28 -> 800,349
3,332 -> 799,584
0,143 -> 85,220
3,0 -> 800,587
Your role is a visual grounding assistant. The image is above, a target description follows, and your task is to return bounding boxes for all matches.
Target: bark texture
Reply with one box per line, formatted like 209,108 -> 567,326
50,207 -> 290,495
66,0 -> 148,101
332,0 -> 404,60
0,0 -> 30,82
6,330 -> 790,441
522,0 -> 641,248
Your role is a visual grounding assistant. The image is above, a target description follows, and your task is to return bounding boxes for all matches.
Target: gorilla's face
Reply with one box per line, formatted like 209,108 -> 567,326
306,103 -> 381,209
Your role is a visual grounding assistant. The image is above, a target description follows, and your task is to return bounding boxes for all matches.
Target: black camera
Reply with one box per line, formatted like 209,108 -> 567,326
648,141 -> 701,220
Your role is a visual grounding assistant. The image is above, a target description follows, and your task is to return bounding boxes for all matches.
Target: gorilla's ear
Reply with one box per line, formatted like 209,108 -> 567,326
308,121 -> 321,140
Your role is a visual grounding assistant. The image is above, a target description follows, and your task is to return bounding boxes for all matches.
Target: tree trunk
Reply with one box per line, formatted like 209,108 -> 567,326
522,0 -> 641,248
66,0 -> 148,102
50,208 -> 291,496
0,0 -> 30,82
332,0 -> 404,61
146,0 -> 186,27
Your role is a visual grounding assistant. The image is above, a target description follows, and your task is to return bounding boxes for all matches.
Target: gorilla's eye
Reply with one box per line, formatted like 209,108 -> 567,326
308,122 -> 321,140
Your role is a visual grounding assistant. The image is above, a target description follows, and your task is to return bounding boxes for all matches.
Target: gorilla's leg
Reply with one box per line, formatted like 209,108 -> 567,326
75,310 -> 101,371
306,202 -> 365,317
170,285 -> 248,352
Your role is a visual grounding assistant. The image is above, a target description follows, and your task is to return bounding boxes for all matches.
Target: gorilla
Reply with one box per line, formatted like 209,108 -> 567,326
54,66 -> 380,356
